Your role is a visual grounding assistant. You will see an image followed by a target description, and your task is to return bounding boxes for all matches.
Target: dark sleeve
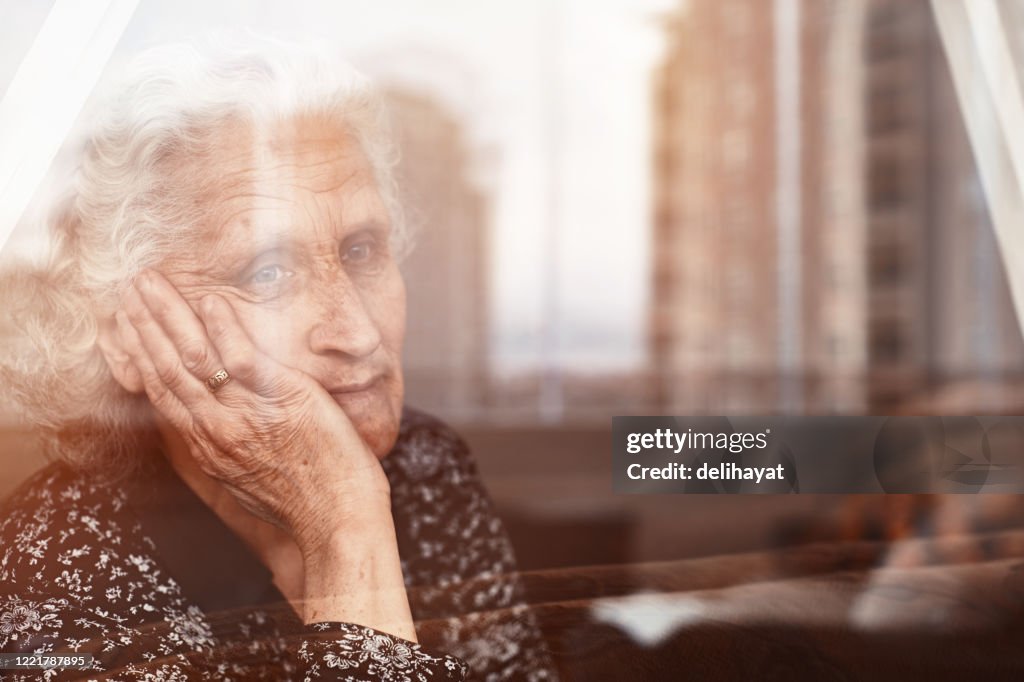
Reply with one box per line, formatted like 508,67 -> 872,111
295,621 -> 466,679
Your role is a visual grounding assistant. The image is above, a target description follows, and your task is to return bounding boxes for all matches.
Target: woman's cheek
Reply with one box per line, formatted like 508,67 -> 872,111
238,302 -> 308,367
373,265 -> 407,355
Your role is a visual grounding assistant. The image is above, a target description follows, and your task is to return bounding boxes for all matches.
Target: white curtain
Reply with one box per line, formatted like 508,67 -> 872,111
933,0 -> 1024,339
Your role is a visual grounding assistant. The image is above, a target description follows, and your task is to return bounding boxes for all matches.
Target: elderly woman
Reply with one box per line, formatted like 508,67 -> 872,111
0,37 -> 553,680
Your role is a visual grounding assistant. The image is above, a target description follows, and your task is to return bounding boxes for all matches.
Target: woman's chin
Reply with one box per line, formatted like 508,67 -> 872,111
331,384 -> 402,458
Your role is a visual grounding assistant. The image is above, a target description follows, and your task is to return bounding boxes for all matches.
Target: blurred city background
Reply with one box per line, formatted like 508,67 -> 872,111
386,0 -> 1024,568
400,0 -> 1024,422
4,0 -> 1024,570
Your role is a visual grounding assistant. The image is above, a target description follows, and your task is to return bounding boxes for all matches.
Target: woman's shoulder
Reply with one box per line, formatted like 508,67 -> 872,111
386,407 -> 478,483
0,461 -> 135,585
3,461 -> 97,517
1,460 -> 125,517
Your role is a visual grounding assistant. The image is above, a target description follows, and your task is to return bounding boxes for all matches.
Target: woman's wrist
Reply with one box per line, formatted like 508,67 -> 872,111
293,482 -> 392,550
297,495 -> 393,560
299,508 -> 417,641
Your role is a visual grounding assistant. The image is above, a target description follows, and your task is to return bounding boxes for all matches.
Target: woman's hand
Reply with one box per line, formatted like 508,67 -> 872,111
116,269 -> 416,638
115,268 -> 391,557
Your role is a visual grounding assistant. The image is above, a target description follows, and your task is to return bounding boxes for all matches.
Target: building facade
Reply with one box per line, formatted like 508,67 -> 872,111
651,0 -> 1024,415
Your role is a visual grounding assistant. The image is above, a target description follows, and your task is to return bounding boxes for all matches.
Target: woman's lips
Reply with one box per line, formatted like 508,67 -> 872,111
328,375 -> 383,397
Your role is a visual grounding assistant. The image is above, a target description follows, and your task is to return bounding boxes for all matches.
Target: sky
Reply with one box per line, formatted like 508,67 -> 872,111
0,0 -> 675,375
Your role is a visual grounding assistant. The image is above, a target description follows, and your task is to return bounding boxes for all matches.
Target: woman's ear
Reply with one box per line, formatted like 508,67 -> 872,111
96,316 -> 145,394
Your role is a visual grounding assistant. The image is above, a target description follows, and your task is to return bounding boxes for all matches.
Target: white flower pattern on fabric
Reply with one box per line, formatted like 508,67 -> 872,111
300,624 -> 454,681
0,409 -> 555,681
0,599 -> 62,641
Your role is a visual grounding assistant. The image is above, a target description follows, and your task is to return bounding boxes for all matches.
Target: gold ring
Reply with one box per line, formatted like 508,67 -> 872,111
206,368 -> 231,392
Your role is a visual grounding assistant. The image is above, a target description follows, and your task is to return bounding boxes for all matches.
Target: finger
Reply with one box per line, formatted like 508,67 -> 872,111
198,294 -> 284,396
115,309 -> 194,433
123,284 -> 215,409
134,269 -> 233,392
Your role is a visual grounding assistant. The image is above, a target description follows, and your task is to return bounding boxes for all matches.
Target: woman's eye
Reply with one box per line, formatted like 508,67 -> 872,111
249,264 -> 291,286
343,240 -> 376,265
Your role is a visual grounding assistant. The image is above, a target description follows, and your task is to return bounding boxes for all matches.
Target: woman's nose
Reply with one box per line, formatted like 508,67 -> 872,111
307,276 -> 383,359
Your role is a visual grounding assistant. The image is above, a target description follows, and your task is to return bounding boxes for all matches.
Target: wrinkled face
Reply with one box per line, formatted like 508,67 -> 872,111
158,114 -> 406,457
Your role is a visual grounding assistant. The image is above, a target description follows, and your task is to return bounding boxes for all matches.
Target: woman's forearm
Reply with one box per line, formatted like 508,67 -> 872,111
300,503 -> 417,643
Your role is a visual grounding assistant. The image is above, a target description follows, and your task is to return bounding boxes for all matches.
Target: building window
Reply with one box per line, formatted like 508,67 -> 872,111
868,155 -> 910,209
870,320 -> 904,363
869,244 -> 904,286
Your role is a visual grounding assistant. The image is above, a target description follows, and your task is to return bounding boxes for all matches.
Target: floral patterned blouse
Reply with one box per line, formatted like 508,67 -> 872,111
0,409 -> 556,681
